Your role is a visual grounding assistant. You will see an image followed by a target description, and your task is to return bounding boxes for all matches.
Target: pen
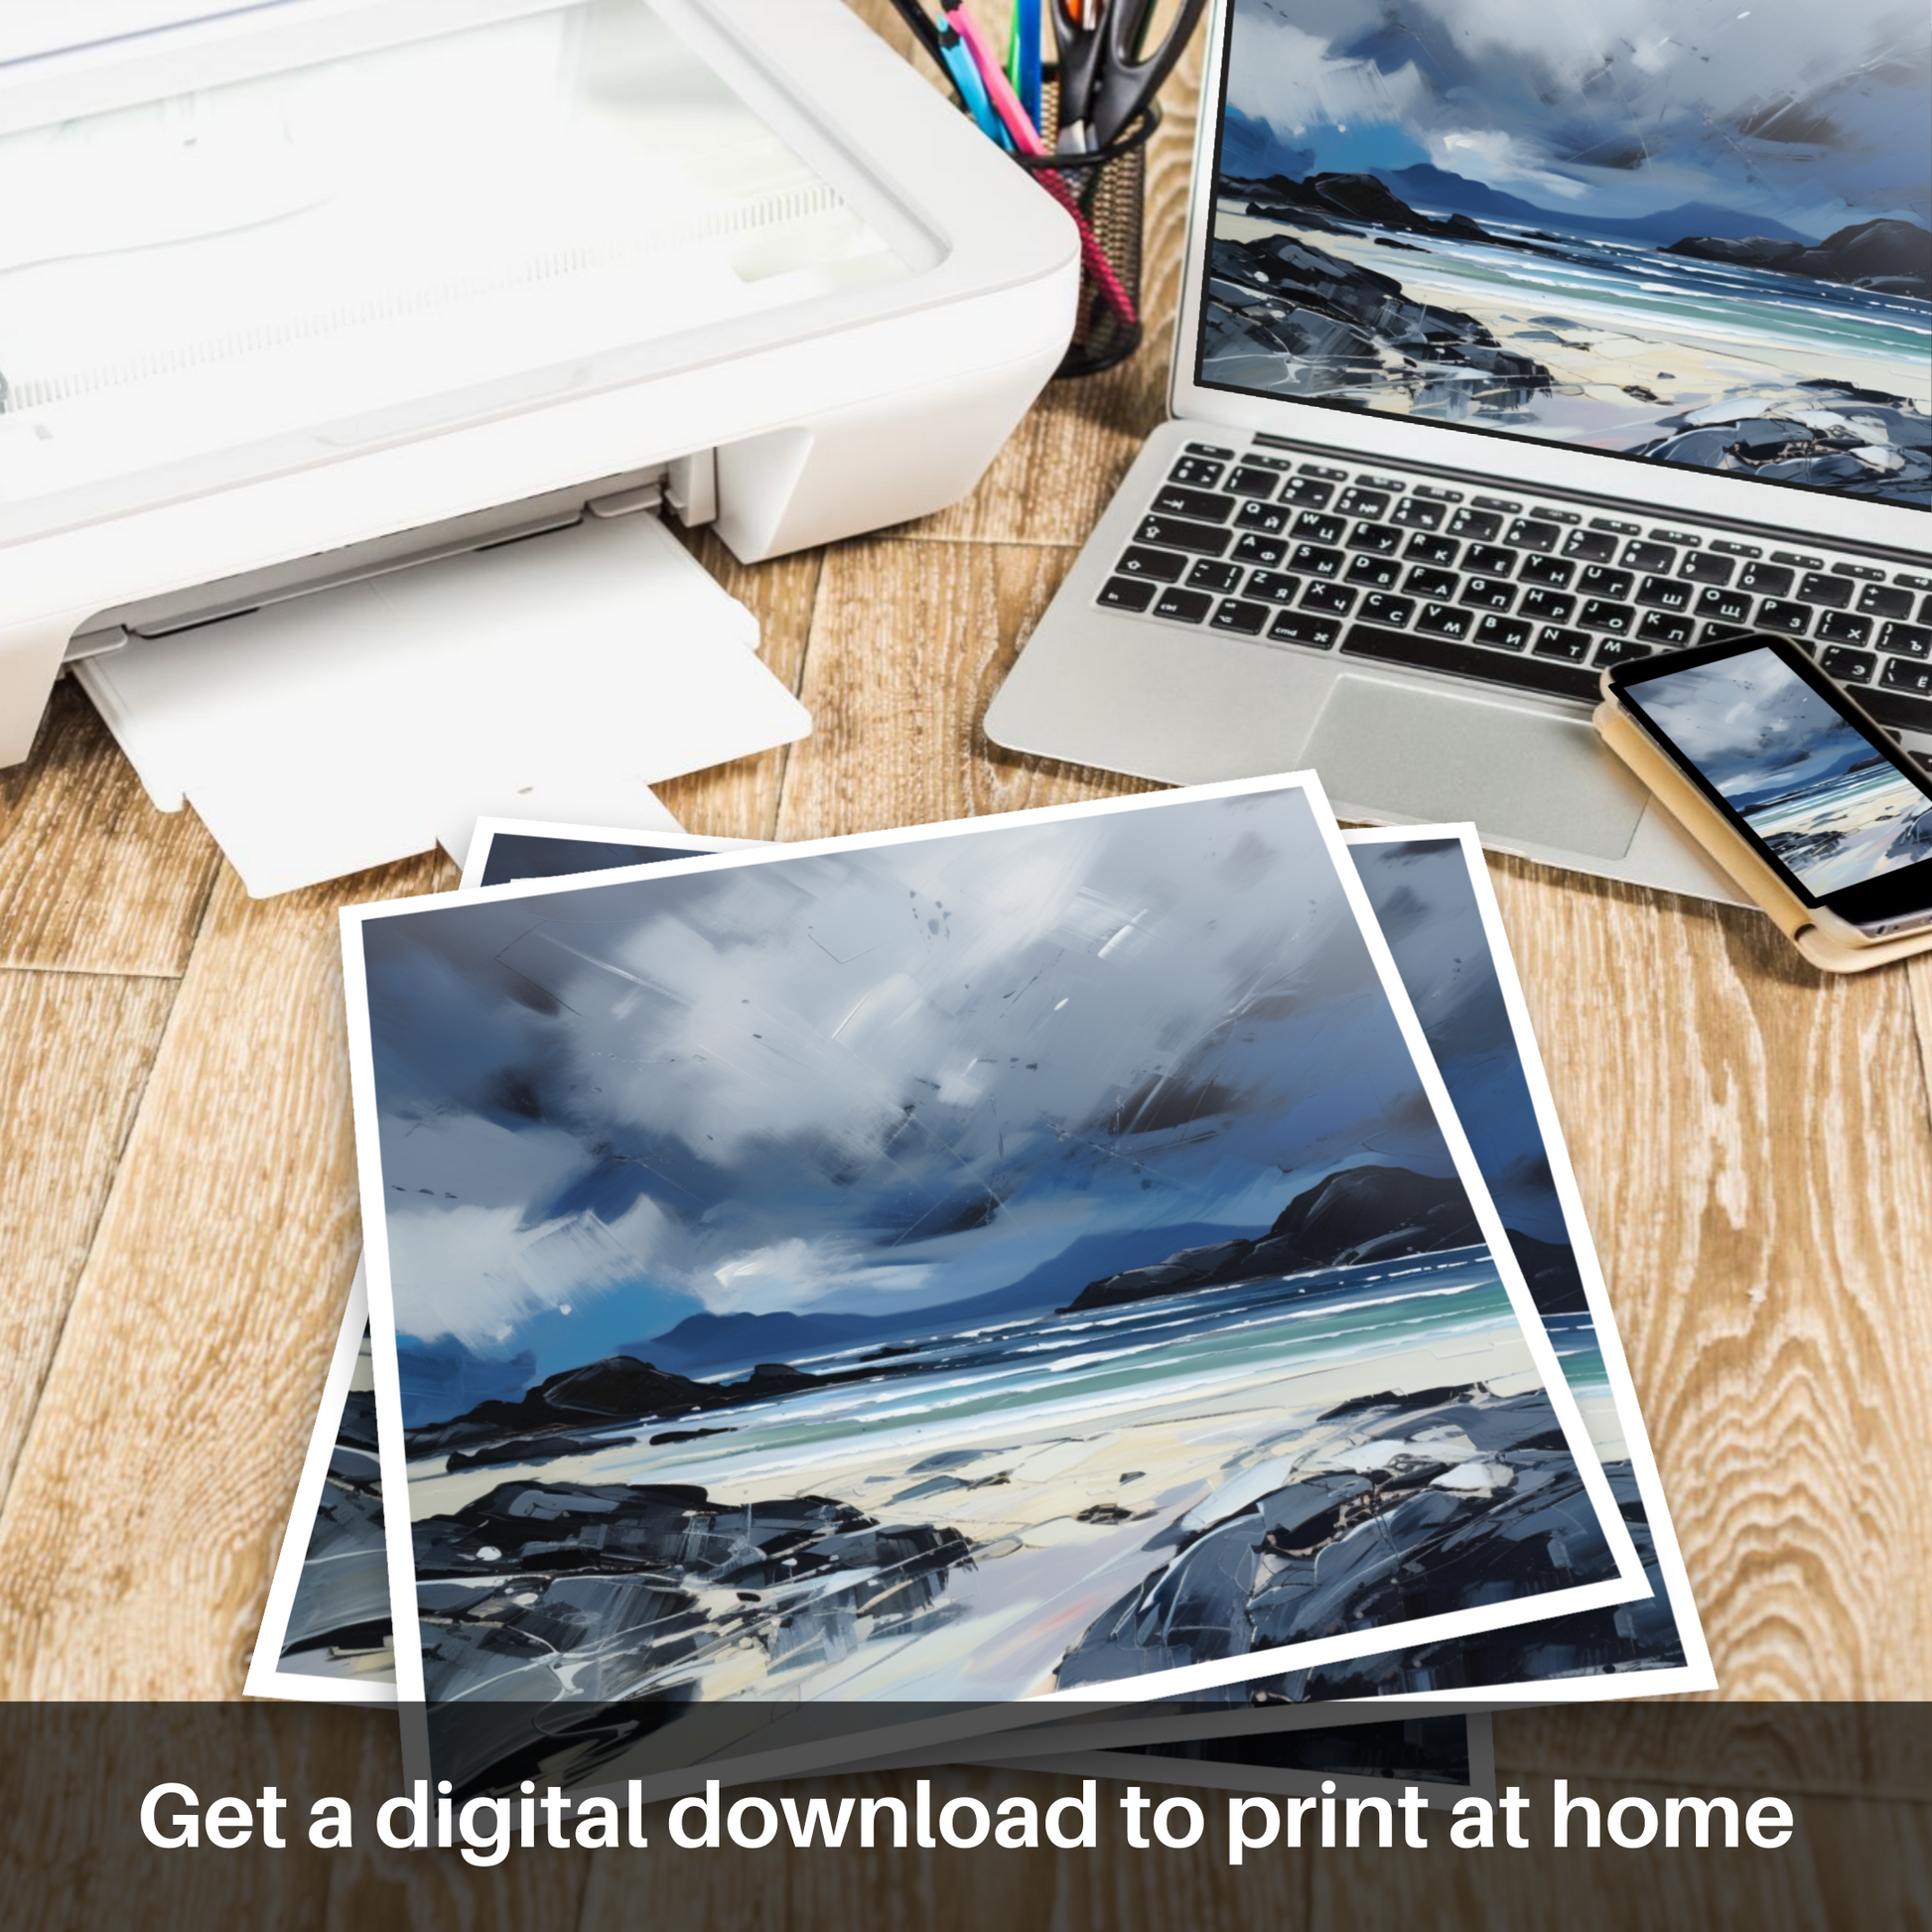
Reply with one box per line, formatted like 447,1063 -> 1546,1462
942,3 -> 1140,330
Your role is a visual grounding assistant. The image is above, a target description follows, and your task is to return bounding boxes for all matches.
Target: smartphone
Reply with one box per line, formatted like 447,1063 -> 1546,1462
1604,632 -> 1932,943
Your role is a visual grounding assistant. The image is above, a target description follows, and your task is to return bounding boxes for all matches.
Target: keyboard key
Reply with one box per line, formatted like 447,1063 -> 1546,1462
1280,477 -> 1335,507
1880,621 -> 1932,659
1858,584 -> 1914,621
1820,645 -> 1875,683
1404,532 -> 1460,567
1881,656 -> 1932,696
1151,586 -> 1213,623
1296,462 -> 1346,480
1637,610 -> 1695,646
1359,594 -> 1416,627
1623,541 -> 1677,574
1235,499 -> 1292,535
1449,507 -> 1502,541
1636,575 -> 1693,612
1593,637 -> 1653,667
1578,566 -> 1634,601
1247,455 -> 1296,472
1797,572 -> 1851,610
1417,602 -> 1474,639
1463,543 -> 1516,578
1345,554 -> 1402,590
1580,599 -> 1635,634
1116,546 -> 1188,582
1861,686 -> 1932,736
1520,588 -> 1576,624
1505,518 -> 1561,552
1681,553 -> 1735,586
1244,570 -> 1302,605
1347,521 -> 1404,555
1334,486 -> 1390,519
1562,529 -> 1619,563
1756,599 -> 1810,636
1737,562 -> 1793,598
1292,511 -> 1347,545
1519,554 -> 1576,589
1302,582 -> 1357,617
1472,494 -> 1521,514
1771,549 -> 1823,570
1921,595 -> 1932,623
1169,457 -> 1225,487
1711,539 -> 1761,558
1290,543 -> 1344,578
1831,561 -> 1883,581
1405,566 -> 1459,601
1097,576 -> 1156,612
1186,559 -> 1245,594
1701,621 -> 1758,644
1153,484 -> 1237,521
1184,441 -> 1235,459
1533,626 -> 1592,662
1267,612 -> 1341,649
1233,532 -> 1287,568
1460,578 -> 1517,613
1211,599 -> 1271,635
1817,611 -> 1871,645
1589,515 -> 1642,536
1474,615 -> 1531,651
1225,465 -> 1282,499
1341,622 -> 1599,701
1137,513 -> 1231,557
1391,497 -> 1446,531
1696,585 -> 1753,625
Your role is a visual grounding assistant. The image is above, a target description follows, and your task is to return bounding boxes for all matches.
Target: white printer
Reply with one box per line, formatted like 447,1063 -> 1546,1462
0,0 -> 1077,890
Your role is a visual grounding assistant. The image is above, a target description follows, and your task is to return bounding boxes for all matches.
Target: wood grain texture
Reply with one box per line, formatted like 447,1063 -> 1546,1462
1482,852 -> 1932,1698
0,855 -> 449,1698
776,538 -> 1156,842
1313,1769 -> 1932,1932
0,970 -> 178,1507
0,682 -> 220,977
655,529 -> 822,842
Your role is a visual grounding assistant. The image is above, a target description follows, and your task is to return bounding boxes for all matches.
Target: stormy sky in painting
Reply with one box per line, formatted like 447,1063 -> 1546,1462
361,788 -> 1473,1374
1225,0 -> 1930,236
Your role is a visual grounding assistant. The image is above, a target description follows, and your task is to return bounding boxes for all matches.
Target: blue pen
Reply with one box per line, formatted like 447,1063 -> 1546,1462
937,19 -> 1010,148
1015,0 -> 1042,130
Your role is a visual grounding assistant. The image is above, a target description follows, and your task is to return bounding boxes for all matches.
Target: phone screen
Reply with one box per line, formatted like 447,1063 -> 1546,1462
1613,636 -> 1932,921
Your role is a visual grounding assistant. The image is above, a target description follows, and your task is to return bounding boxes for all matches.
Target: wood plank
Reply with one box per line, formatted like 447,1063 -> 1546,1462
1481,853 -> 1932,1699
0,854 -> 450,1698
575,1768 -> 1312,1932
0,680 -> 220,977
1312,1770 -> 1929,1932
775,538 -> 1158,843
655,530 -> 821,842
0,970 -> 178,1506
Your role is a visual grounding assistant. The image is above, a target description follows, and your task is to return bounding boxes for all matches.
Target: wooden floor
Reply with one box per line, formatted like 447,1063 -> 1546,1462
1,7 -> 1927,1926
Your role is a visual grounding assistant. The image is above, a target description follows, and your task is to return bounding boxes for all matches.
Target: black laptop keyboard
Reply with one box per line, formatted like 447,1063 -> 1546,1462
1098,442 -> 1932,742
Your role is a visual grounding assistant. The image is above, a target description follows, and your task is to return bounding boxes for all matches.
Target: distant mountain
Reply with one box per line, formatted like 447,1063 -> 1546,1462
1366,164 -> 1816,247
1725,739 -> 1885,816
634,1220 -> 1251,1376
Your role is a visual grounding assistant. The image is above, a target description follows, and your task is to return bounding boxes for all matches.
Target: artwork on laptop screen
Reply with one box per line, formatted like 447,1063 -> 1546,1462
1203,0 -> 1930,506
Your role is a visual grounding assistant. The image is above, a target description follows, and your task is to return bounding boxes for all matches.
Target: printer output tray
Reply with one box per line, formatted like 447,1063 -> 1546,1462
76,512 -> 808,897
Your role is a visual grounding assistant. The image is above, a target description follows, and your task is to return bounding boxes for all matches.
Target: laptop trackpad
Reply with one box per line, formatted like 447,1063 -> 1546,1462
1305,675 -> 1648,859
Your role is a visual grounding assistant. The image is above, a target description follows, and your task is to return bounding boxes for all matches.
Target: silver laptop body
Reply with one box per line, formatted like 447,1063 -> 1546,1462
987,0 -> 1931,901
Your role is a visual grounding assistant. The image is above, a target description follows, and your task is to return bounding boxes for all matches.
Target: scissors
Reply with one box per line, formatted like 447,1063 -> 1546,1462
1050,0 -> 1207,152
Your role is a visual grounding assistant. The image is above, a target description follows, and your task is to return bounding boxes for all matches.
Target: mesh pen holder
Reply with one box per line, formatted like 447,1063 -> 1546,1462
1015,88 -> 1160,379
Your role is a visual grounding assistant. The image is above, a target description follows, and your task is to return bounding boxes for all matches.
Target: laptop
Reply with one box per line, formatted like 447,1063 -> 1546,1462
986,0 -> 1931,899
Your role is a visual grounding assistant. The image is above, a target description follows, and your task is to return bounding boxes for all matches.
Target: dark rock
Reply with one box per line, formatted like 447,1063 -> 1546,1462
447,1433 -> 637,1472
1266,1165 -> 1479,1267
1664,217 -> 1930,291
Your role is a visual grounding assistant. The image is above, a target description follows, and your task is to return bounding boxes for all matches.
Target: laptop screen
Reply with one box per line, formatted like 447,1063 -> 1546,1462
1195,0 -> 1930,511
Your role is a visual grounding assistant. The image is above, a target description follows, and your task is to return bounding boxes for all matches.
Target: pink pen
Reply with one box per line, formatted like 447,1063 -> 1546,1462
942,1 -> 1141,331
